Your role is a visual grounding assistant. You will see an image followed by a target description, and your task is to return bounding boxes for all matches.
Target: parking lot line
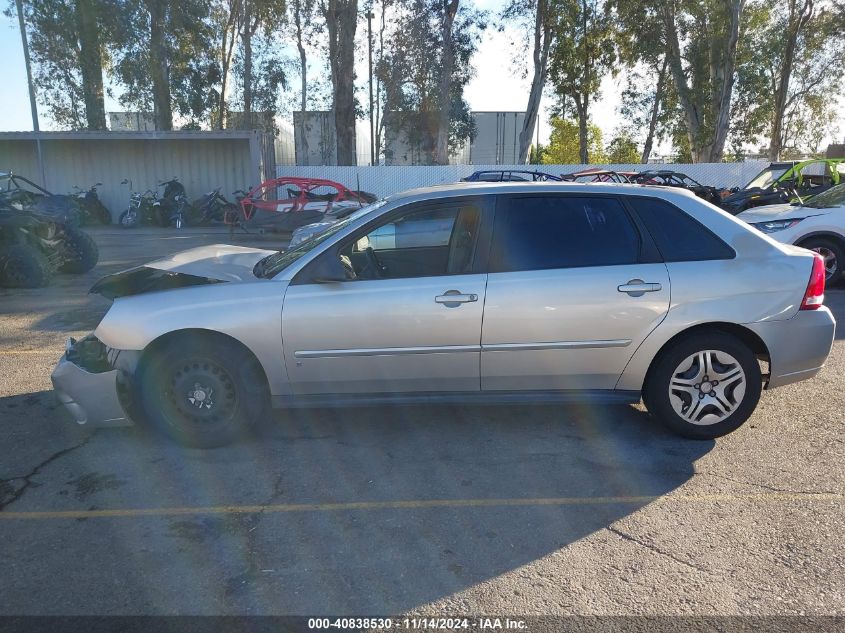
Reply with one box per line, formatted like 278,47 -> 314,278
1,491 -> 841,521
0,349 -> 63,355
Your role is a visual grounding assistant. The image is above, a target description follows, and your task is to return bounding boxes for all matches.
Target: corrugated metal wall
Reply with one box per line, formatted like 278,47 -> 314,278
0,136 -> 260,222
275,163 -> 768,199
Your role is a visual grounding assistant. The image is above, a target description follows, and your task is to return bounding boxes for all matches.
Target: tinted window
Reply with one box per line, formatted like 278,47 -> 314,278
628,197 -> 734,262
493,196 -> 640,272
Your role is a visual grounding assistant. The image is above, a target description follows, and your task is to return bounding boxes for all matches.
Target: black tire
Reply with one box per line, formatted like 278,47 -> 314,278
798,237 -> 844,285
0,244 -> 52,288
59,228 -> 99,274
137,335 -> 269,448
643,331 -> 762,440
119,210 -> 138,228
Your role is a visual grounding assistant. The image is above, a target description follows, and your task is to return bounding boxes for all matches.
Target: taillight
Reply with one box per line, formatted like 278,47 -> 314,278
800,253 -> 826,310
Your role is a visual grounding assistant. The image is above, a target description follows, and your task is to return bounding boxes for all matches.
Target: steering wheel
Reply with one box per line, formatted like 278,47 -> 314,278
364,246 -> 388,278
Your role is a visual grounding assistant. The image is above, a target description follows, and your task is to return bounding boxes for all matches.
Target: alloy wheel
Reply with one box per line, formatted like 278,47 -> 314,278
668,350 -> 746,426
810,246 -> 837,280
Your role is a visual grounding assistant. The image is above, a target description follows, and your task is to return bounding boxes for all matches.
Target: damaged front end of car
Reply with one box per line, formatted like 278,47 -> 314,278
50,334 -> 141,427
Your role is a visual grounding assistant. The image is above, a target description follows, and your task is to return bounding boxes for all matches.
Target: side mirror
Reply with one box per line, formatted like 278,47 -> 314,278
309,252 -> 349,283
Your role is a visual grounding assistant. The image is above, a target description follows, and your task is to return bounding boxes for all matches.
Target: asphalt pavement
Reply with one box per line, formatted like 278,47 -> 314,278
0,227 -> 843,618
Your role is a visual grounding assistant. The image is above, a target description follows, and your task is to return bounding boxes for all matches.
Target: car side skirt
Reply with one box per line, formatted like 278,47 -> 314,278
270,389 -> 641,409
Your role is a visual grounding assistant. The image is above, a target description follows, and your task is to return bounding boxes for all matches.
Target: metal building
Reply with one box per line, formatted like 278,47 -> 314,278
469,112 -> 532,165
0,130 -> 272,222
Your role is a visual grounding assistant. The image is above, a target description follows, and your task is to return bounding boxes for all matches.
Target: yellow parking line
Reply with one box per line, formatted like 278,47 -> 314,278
1,492 -> 841,521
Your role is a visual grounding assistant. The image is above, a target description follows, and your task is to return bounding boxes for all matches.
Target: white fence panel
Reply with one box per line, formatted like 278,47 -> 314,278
275,163 -> 767,199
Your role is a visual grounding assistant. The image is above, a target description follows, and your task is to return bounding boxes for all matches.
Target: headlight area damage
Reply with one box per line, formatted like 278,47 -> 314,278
50,334 -> 141,427
89,266 -> 223,299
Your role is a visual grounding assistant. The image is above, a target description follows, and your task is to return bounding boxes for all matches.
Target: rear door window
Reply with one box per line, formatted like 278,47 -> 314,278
491,196 -> 640,272
627,197 -> 735,262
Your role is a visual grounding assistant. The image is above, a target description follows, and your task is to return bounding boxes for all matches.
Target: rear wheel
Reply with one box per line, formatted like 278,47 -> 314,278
0,244 -> 51,288
643,332 -> 761,439
137,336 -> 269,448
798,237 -> 843,285
59,228 -> 99,274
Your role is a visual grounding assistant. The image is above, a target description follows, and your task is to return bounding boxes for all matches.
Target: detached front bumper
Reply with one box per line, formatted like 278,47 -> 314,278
50,337 -> 133,427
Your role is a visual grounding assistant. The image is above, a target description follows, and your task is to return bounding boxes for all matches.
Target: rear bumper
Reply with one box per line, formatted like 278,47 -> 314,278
747,306 -> 836,389
50,342 -> 132,427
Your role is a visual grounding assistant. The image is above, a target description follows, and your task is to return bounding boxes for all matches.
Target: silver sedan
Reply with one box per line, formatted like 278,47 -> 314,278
52,182 -> 836,447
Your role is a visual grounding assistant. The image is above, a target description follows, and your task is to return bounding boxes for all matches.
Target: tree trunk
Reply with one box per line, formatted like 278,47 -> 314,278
706,0 -> 745,162
243,1 -> 254,116
294,0 -> 309,160
326,0 -> 359,165
148,0 -> 172,130
518,0 -> 551,164
768,0 -> 813,161
76,0 -> 106,130
433,0 -> 459,165
217,0 -> 240,129
575,95 -> 588,163
662,3 -> 701,161
641,57 -> 667,164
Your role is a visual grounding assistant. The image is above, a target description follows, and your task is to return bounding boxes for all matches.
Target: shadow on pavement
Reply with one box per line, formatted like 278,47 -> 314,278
0,393 -> 713,614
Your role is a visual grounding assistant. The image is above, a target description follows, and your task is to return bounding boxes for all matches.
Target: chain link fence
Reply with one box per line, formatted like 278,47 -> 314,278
275,163 -> 768,198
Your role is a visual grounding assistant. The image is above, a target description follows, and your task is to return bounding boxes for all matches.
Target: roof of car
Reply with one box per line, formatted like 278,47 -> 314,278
389,180 -> 700,203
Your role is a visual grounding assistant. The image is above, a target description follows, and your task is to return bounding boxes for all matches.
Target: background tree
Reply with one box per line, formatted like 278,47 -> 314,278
605,130 -> 639,163
11,0 -> 112,129
733,0 -> 844,159
375,0 -> 484,164
323,0 -> 359,164
112,0 -> 219,130
548,0 -> 615,163
609,0 -> 671,163
541,117 -> 606,164
501,0 -> 558,163
661,0 -> 746,162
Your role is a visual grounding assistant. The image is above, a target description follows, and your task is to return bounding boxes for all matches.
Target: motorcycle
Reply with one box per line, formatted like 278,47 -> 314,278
193,187 -> 242,225
118,179 -> 164,228
72,183 -> 111,225
157,177 -> 195,228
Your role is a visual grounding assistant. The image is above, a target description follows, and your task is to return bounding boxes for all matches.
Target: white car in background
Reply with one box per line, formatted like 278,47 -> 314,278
739,183 -> 845,283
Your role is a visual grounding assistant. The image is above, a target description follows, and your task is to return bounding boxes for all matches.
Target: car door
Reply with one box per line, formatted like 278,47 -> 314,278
282,197 -> 491,395
480,194 -> 671,391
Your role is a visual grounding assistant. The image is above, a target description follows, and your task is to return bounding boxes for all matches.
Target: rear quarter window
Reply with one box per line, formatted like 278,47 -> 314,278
627,197 -> 735,262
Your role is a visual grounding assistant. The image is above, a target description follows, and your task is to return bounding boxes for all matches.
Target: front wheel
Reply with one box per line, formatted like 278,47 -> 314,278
643,332 -> 762,439
119,209 -> 139,228
1,244 -> 51,288
137,336 -> 269,448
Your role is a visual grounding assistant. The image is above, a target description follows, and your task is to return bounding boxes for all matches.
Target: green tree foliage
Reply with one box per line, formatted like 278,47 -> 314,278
10,0 -> 111,129
733,0 -> 845,159
548,0 -> 615,163
605,131 -> 639,163
374,0 -> 485,164
541,117 -> 607,164
112,0 -> 219,129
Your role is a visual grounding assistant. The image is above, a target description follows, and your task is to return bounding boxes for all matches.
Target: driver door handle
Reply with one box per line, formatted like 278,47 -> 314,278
435,290 -> 478,305
617,279 -> 662,296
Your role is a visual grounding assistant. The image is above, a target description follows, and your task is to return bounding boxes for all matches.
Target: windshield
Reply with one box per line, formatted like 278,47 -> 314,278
745,166 -> 790,190
804,183 -> 845,209
253,199 -> 387,278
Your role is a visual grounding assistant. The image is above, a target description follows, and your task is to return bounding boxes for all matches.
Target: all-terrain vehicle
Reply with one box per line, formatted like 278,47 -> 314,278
721,159 -> 845,214
629,170 -> 729,206
0,174 -> 99,288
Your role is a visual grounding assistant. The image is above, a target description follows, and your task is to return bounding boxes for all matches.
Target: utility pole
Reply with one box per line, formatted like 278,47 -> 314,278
15,0 -> 46,187
366,10 -> 375,166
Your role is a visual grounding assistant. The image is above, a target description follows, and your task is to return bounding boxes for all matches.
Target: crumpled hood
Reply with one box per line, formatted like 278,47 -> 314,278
738,203 -> 817,223
143,244 -> 276,282
90,244 -> 277,299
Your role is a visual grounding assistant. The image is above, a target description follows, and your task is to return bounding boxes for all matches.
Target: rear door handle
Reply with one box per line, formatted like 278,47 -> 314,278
435,290 -> 478,306
618,279 -> 662,296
